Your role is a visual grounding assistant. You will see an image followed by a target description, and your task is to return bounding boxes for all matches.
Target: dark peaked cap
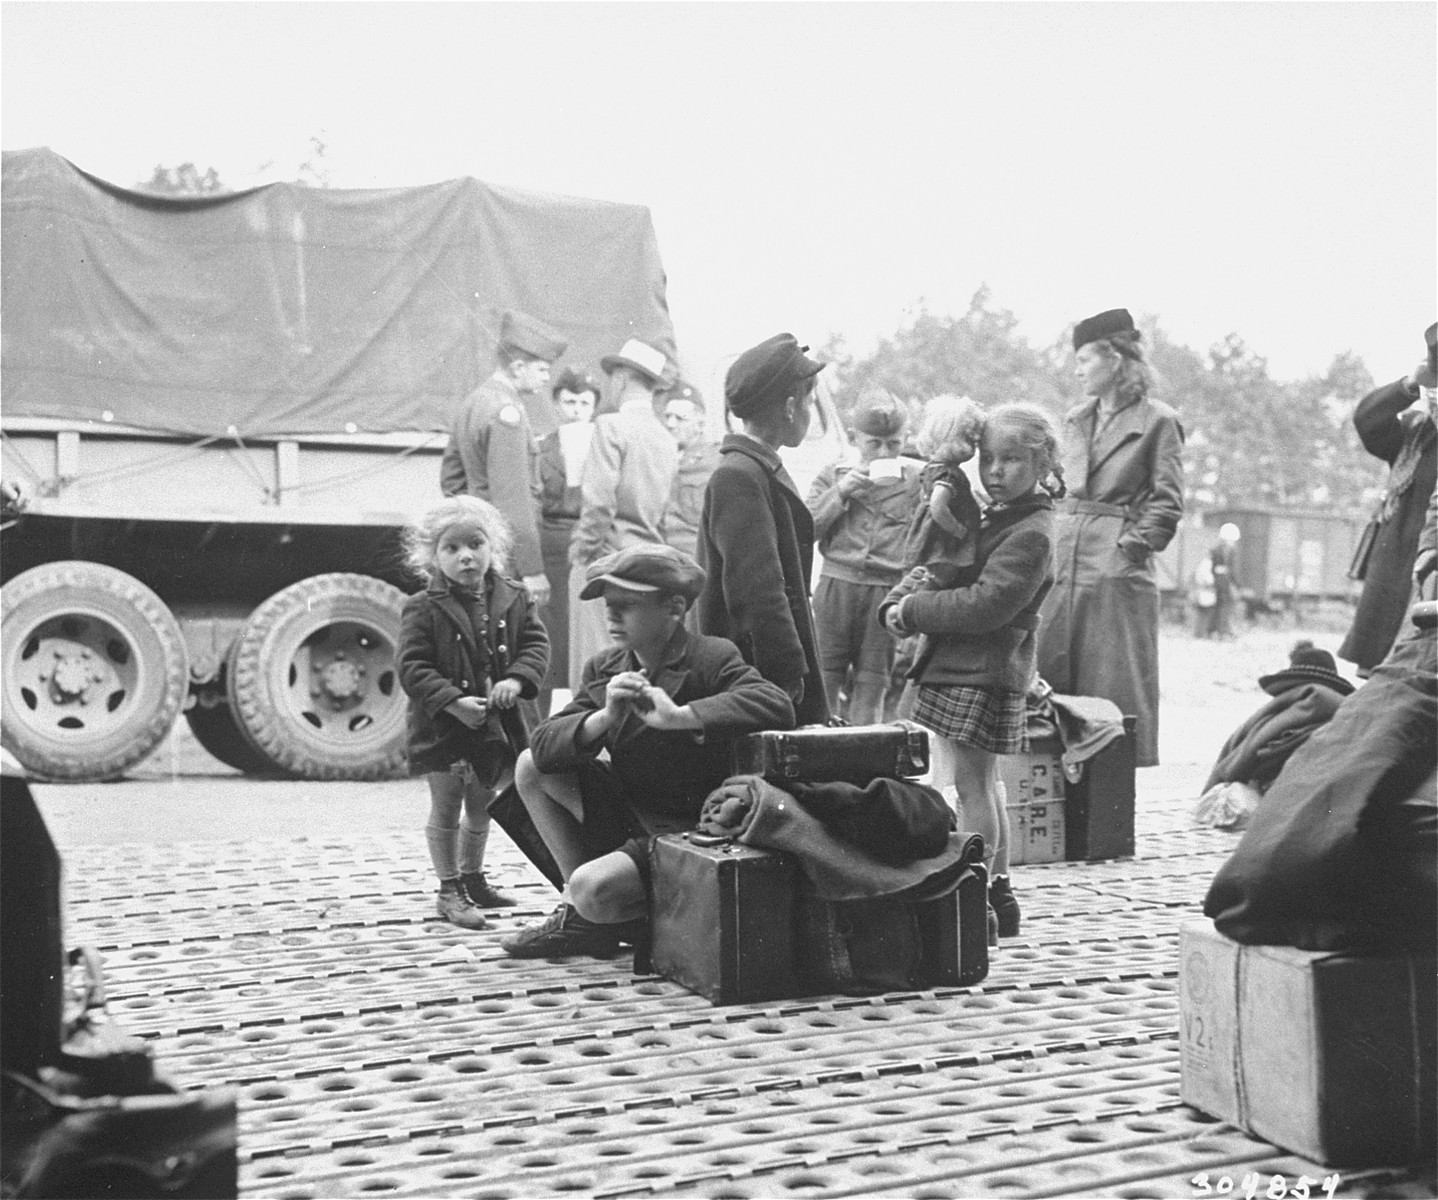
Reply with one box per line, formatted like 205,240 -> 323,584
1072,308 -> 1136,352
579,544 -> 706,603
725,333 -> 825,419
500,310 -> 568,362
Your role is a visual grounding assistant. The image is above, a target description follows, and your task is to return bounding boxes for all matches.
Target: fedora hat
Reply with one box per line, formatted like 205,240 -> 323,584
1257,640 -> 1354,697
600,339 -> 669,386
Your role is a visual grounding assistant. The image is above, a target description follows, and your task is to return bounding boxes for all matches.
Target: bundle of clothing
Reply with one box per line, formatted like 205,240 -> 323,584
1193,641 -> 1353,830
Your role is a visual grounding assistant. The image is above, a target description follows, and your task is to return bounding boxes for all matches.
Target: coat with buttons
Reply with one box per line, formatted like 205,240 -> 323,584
398,571 -> 550,776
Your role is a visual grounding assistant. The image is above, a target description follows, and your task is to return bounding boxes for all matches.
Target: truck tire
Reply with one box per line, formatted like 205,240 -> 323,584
1,562 -> 189,781
227,574 -> 408,780
184,691 -> 277,776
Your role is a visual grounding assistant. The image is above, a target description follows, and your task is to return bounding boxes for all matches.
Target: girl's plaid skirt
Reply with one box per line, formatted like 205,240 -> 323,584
912,684 -> 1026,754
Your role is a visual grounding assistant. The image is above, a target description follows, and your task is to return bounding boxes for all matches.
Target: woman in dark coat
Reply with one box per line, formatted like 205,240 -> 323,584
1339,323 -> 1437,674
695,333 -> 830,725
1036,308 -> 1184,767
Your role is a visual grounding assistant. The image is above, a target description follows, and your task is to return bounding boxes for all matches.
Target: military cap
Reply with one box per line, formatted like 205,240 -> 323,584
500,310 -> 568,362
579,544 -> 706,603
725,333 -> 825,419
1072,308 -> 1137,352
851,388 -> 905,438
661,378 -> 704,409
601,338 -> 669,385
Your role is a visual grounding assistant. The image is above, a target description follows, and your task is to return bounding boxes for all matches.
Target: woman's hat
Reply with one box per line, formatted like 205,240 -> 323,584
1072,308 -> 1136,352
725,333 -> 825,419
1257,640 -> 1354,697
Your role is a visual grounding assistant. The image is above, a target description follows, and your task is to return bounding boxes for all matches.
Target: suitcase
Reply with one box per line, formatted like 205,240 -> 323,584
650,833 -> 799,1004
1064,715 -> 1136,861
733,722 -> 929,786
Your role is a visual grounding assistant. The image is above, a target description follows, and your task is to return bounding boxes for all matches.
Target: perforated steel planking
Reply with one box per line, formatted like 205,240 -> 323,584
53,798 -> 1431,1200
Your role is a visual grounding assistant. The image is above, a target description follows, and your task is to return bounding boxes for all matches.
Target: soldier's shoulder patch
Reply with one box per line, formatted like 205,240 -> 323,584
497,404 -> 523,428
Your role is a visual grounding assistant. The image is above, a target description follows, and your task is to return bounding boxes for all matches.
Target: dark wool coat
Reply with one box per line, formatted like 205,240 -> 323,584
695,435 -> 830,725
530,626 -> 795,820
1339,379 -> 1437,671
1036,395 -> 1184,766
398,572 -> 550,777
881,495 -> 1054,694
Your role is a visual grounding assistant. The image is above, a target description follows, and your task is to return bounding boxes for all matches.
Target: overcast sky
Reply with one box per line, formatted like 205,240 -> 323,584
3,1 -> 1434,399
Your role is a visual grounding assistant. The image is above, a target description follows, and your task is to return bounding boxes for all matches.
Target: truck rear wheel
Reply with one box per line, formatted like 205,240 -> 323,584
1,562 -> 189,781
184,688 -> 278,776
227,574 -> 408,780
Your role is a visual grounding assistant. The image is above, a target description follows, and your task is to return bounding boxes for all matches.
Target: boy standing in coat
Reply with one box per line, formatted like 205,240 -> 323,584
502,545 -> 794,958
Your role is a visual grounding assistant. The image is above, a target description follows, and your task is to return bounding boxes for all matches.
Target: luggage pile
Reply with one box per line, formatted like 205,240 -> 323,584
649,723 -> 991,1004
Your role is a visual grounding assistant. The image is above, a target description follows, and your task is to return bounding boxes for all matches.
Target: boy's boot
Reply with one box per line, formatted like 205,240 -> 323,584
990,875 -> 1020,938
435,879 -> 488,930
462,872 -> 518,908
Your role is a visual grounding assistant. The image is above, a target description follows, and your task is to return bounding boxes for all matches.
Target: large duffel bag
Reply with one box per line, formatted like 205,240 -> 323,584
649,831 -> 988,1004
733,722 -> 929,786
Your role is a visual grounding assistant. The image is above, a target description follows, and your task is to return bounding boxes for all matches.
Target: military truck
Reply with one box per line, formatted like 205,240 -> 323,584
1,148 -> 676,782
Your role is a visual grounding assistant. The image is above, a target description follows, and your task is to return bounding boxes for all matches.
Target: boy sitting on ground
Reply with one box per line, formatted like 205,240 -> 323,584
502,544 -> 795,958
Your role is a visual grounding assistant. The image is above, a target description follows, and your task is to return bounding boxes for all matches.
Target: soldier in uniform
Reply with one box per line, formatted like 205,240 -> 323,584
440,310 -> 568,606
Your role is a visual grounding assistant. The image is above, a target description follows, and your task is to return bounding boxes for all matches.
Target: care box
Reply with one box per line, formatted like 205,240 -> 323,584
1178,920 -> 1436,1165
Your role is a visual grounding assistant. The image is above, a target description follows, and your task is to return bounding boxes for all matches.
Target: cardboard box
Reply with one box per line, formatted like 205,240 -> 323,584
1179,920 -> 1436,1165
996,716 -> 1136,863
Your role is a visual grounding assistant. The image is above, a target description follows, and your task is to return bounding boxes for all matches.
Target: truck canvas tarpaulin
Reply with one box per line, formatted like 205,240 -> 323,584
1,147 -> 676,437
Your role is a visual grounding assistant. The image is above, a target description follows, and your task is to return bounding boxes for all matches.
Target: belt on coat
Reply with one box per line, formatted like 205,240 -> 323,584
1059,498 -> 1129,519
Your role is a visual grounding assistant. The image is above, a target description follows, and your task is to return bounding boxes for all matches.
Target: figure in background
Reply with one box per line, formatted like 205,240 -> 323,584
807,390 -> 922,724
696,333 -> 830,724
1036,308 -> 1184,767
536,368 -> 600,714
659,382 -> 720,560
397,496 -> 550,929
1340,322 -> 1437,675
439,310 -> 568,607
881,404 -> 1060,941
1194,523 -> 1241,639
567,339 -> 678,691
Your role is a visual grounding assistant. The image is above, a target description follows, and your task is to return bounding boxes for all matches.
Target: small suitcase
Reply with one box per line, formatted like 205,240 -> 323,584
1064,715 -> 1137,861
733,722 -> 929,786
650,833 -> 799,1004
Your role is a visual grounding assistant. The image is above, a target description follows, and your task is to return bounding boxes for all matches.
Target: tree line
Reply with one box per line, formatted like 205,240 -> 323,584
820,287 -> 1386,513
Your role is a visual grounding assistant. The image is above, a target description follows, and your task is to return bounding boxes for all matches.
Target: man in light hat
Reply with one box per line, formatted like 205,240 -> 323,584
441,310 -> 569,603
502,545 -> 794,958
695,332 -> 830,724
566,338 -> 680,690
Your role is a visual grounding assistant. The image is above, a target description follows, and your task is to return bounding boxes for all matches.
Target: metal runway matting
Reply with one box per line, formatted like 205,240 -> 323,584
59,796 -> 1433,1199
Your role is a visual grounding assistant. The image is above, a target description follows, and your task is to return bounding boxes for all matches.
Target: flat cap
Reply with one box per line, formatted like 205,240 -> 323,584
725,333 -> 825,419
1072,308 -> 1136,352
601,338 -> 669,385
500,310 -> 568,362
579,544 -> 706,603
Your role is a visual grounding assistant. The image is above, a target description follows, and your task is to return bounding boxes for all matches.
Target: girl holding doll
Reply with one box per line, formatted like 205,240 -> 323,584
881,403 -> 1061,941
398,495 -> 550,929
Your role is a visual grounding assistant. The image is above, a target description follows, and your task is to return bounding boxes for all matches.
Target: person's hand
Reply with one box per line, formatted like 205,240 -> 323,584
1408,353 -> 1438,393
603,670 -> 649,723
1414,549 -> 1438,598
445,696 -> 488,729
836,469 -> 872,501
883,606 -> 907,637
522,573 -> 552,607
1119,537 -> 1151,565
634,687 -> 701,732
489,678 -> 522,710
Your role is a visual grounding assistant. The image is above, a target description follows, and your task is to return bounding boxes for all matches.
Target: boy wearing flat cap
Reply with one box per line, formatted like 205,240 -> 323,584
503,545 -> 794,958
695,332 -> 831,724
806,389 -> 922,724
441,309 -> 570,604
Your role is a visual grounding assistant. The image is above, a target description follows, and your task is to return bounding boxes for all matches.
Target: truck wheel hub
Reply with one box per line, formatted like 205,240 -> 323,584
314,656 -> 364,705
45,649 -> 110,703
